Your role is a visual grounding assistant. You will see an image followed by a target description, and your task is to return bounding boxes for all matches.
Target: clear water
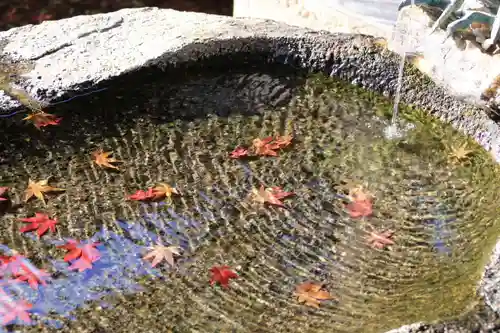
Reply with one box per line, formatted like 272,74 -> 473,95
0,66 -> 499,333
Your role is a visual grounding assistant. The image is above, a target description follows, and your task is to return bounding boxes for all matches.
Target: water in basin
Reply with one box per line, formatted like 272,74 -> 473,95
0,59 -> 499,333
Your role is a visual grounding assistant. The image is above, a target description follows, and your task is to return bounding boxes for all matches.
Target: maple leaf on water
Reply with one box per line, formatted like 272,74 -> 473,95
152,183 -> 180,202
58,239 -> 101,272
19,212 -> 58,238
209,266 -> 238,288
366,230 -> 395,249
0,290 -> 32,325
128,188 -> 155,201
0,254 -> 50,289
230,135 -> 293,159
23,111 -> 61,129
24,178 -> 65,205
92,149 -> 122,170
13,266 -> 50,290
268,135 -> 293,150
67,259 -> 93,272
251,136 -> 278,157
251,185 -> 294,207
0,187 -> 8,201
345,185 -> 373,218
229,146 -> 249,159
447,142 -> 473,165
294,282 -> 333,308
346,200 -> 373,218
128,183 -> 180,203
143,242 -> 181,267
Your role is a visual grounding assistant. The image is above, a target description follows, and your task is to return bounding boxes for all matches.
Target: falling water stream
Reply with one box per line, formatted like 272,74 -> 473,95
384,0 -> 416,140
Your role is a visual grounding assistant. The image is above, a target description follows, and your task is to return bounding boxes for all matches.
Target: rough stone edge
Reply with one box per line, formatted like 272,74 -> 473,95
0,11 -> 499,332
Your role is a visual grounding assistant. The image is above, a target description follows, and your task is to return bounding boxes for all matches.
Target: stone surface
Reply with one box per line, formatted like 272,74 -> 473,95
2,6 -> 500,332
389,6 -> 500,112
233,0 -> 397,39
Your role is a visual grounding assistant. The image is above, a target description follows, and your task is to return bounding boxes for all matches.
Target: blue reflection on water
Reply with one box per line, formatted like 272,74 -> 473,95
0,201 -> 213,331
415,194 -> 455,255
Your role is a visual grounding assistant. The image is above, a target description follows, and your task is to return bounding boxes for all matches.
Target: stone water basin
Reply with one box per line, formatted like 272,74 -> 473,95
0,52 -> 500,333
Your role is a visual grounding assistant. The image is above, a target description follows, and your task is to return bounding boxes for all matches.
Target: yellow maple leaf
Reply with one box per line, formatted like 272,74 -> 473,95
24,178 -> 65,205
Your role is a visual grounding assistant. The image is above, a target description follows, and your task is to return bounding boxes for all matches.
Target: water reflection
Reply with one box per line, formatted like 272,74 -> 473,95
0,197 -> 215,330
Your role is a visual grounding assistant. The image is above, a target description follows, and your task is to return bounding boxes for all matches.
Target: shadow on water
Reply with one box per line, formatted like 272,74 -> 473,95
0,54 -> 499,332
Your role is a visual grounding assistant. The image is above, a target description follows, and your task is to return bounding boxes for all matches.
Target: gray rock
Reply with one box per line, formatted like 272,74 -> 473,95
1,6 -> 500,333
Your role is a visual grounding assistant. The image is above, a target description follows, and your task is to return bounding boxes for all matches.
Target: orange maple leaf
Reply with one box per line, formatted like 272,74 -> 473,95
92,149 -> 122,170
251,136 -> 277,156
24,178 -> 65,205
269,135 -> 293,150
23,111 -> 61,129
294,282 -> 333,308
251,185 -> 294,207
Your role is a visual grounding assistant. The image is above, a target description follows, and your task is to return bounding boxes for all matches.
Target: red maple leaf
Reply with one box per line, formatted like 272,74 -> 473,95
67,258 -> 93,272
209,265 -> 238,288
229,146 -> 249,159
0,254 -> 50,289
0,291 -> 32,325
13,267 -> 50,289
0,187 -> 8,201
128,188 -> 155,201
346,199 -> 373,218
58,239 -> 101,271
19,213 -> 58,238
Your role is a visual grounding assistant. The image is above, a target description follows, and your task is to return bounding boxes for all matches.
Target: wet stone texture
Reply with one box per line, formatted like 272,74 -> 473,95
2,7 -> 500,333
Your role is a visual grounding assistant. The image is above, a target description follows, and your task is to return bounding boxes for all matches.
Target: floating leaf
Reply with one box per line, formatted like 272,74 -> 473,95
143,242 -> 181,267
251,185 -> 294,207
209,266 -> 238,288
294,282 -> 333,308
19,212 -> 58,238
92,149 -> 122,170
24,178 -> 65,205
